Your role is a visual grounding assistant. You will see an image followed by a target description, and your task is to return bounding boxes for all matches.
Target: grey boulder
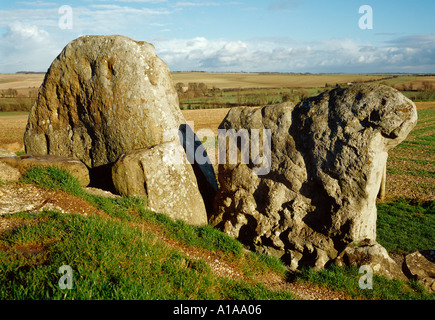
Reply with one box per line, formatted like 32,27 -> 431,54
112,141 -> 208,226
210,84 -> 418,271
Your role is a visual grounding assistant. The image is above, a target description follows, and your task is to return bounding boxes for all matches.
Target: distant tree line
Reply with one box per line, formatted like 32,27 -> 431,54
175,82 -> 222,100
0,88 -> 38,112
0,88 -> 38,98
0,88 -> 18,98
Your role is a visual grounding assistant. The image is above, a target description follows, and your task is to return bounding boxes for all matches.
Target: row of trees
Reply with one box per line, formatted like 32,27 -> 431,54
175,82 -> 220,100
393,81 -> 434,92
0,88 -> 38,111
0,97 -> 34,112
176,85 -> 316,110
0,88 -> 18,98
175,78 -> 435,109
0,88 -> 38,98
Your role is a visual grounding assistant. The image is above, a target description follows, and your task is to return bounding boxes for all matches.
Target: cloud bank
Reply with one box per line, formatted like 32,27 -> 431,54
0,1 -> 433,73
154,35 -> 435,73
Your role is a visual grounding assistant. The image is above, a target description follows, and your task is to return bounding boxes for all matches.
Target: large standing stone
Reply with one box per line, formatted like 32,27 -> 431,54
210,84 -> 417,271
24,35 -> 184,168
22,35 -> 217,221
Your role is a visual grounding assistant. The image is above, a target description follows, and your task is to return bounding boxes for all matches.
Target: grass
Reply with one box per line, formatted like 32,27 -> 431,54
385,105 -> 435,200
20,166 -> 84,196
297,264 -> 433,300
387,167 -> 435,179
1,166 -> 295,300
0,211 -> 293,300
0,211 -> 227,300
19,166 -> 244,257
1,166 -> 433,300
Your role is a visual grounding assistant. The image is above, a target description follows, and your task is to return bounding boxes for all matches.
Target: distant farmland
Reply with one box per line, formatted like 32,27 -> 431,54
1,72 -> 434,111
171,73 -> 435,109
171,72 -> 392,89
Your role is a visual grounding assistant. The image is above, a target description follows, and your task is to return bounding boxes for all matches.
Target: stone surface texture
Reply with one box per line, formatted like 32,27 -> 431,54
22,35 -> 216,225
112,141 -> 208,226
404,250 -> 435,293
210,84 -> 418,272
24,35 -> 184,168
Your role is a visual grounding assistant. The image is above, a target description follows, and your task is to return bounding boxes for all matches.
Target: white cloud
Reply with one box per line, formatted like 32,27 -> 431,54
7,22 -> 50,42
153,35 -> 435,73
0,7 -> 59,27
0,22 -> 60,72
0,2 -> 433,73
0,1 -> 175,72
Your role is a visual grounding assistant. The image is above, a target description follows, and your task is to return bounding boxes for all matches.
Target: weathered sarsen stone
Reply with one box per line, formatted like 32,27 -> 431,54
112,141 -> 208,226
23,35 -> 217,224
335,239 -> 407,280
24,35 -> 184,168
210,84 -> 417,272
404,250 -> 435,293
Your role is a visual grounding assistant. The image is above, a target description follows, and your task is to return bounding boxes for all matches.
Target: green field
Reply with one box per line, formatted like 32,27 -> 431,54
385,106 -> 435,201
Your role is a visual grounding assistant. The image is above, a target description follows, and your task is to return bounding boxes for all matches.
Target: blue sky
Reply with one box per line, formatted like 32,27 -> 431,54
0,0 -> 434,73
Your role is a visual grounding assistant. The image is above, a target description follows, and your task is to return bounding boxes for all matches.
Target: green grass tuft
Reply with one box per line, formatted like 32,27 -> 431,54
244,252 -> 288,277
20,166 -> 84,196
139,209 -> 244,257
297,264 -> 434,300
